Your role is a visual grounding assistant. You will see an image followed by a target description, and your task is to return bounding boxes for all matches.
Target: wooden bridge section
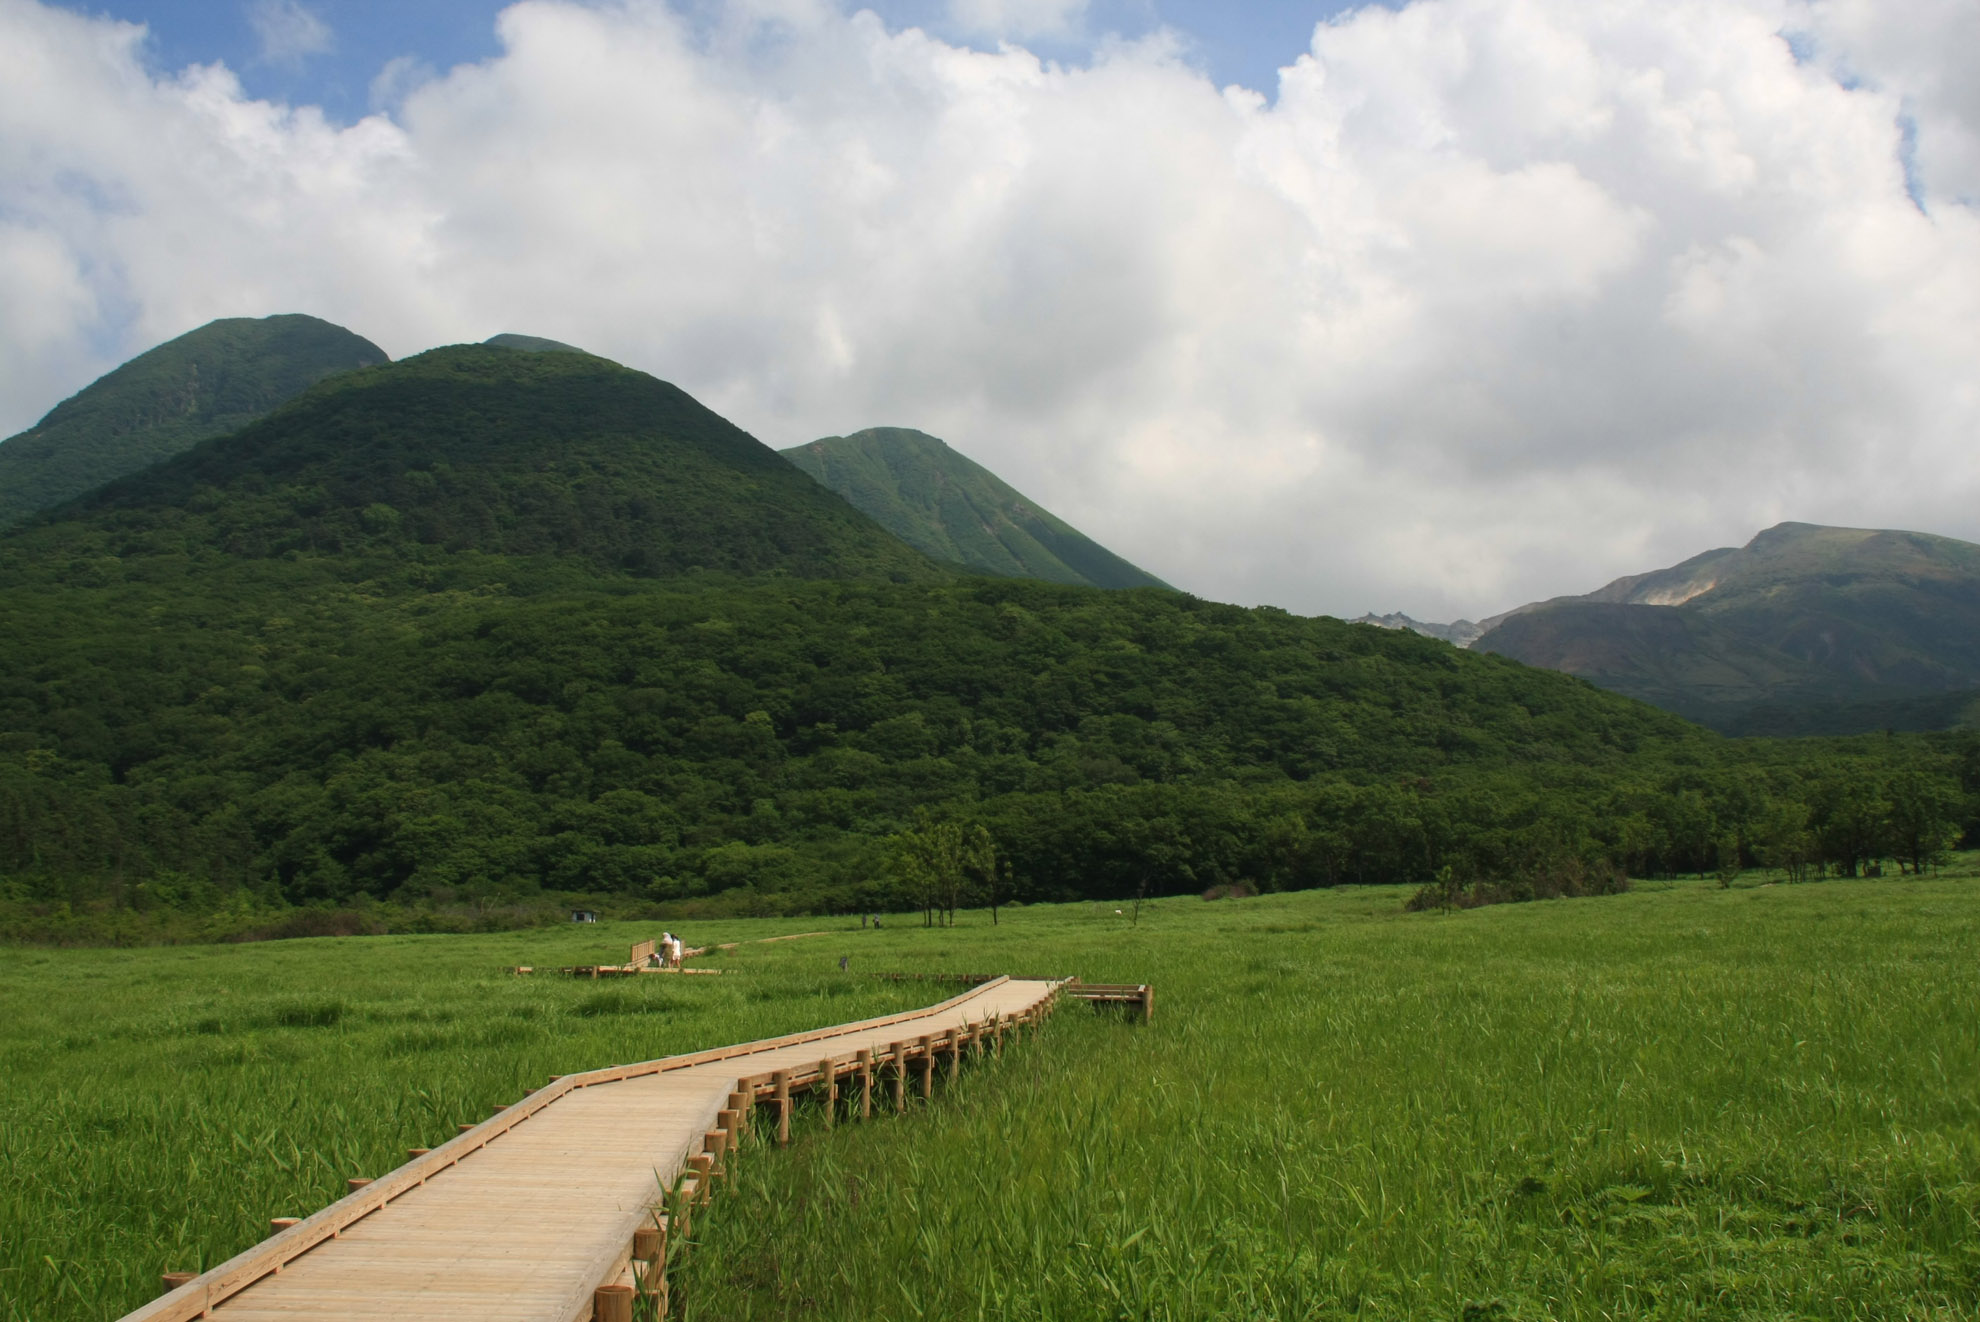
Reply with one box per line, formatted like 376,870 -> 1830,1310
128,976 -> 1068,1322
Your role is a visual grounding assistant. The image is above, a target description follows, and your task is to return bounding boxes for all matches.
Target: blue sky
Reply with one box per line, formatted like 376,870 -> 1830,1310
61,1 -> 1368,123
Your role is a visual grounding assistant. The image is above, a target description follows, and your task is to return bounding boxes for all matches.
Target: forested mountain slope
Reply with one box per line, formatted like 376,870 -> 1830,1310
0,563 -> 1714,915
1475,523 -> 1980,732
0,314 -> 386,527
783,427 -> 1169,589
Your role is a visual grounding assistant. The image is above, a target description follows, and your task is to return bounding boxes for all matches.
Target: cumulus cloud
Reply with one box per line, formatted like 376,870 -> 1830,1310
0,0 -> 1975,620
246,0 -> 333,66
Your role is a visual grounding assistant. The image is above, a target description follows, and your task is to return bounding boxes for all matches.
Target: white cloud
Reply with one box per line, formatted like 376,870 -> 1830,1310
946,0 -> 1088,41
247,0 -> 332,66
369,54 -> 437,113
0,0 -> 1975,621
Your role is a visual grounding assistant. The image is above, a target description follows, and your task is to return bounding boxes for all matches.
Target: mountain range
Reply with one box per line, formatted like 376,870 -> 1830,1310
3,310 -> 1831,928
9,314 -> 1980,740
40,342 -> 937,583
1367,522 -> 1980,733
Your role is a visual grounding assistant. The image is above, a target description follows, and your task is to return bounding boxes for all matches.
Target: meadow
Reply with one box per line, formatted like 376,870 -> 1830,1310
4,871 -> 1978,1320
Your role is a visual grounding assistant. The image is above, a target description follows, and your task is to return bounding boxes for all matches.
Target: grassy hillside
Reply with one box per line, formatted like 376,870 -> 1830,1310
5,876 -> 1977,1320
1477,522 -> 1980,731
26,345 -> 939,583
0,314 -> 386,526
783,427 -> 1169,590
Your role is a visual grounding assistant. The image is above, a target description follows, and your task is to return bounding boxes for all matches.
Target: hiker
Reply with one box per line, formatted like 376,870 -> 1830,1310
839,955 -> 849,971
860,914 -> 868,928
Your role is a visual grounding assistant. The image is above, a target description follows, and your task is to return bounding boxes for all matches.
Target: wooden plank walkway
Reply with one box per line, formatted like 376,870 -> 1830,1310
127,977 -> 1067,1322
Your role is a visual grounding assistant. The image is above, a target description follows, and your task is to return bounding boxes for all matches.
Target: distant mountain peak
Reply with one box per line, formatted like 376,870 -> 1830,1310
1473,520 -> 1980,733
781,427 -> 1170,591
1350,613 -> 1485,648
0,313 -> 387,526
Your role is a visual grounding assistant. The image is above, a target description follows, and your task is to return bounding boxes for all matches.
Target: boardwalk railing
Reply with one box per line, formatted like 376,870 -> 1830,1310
127,976 -> 1078,1322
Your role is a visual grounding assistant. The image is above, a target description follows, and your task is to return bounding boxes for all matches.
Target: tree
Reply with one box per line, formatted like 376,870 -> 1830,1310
960,825 -> 1001,925
892,811 -> 965,927
1808,774 -> 1887,878
1886,769 -> 1962,875
1754,797 -> 1815,882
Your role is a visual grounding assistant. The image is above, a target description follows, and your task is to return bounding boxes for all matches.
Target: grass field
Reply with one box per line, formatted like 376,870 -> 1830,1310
4,871 -> 1978,1320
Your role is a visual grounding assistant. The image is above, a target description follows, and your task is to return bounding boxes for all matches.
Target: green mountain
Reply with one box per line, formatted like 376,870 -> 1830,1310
0,314 -> 387,527
781,427 -> 1169,590
485,333 -> 586,354
1474,522 -> 1980,731
32,345 -> 939,583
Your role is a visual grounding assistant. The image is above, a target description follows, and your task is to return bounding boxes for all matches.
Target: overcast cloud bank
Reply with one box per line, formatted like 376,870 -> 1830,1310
1,0 -> 1975,618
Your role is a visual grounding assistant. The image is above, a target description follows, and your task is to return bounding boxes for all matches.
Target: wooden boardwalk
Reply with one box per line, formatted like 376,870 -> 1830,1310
128,977 -> 1066,1322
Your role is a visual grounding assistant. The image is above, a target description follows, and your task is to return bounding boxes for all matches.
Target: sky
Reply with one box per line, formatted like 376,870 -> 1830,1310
3,0 -> 1977,621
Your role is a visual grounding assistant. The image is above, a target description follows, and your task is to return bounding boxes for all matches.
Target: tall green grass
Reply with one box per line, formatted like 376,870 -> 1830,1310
4,876 -> 1977,1320
675,879 -> 1980,1320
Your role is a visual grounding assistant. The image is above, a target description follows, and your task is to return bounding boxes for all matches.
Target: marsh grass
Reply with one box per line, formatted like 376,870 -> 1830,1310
4,873 -> 1978,1320
676,876 -> 1980,1320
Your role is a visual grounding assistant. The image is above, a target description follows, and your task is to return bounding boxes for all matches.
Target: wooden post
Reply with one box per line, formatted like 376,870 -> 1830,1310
1142,984 -> 1154,1025
347,1177 -> 373,1192
857,1048 -> 874,1119
704,1130 -> 727,1182
994,1012 -> 1005,1056
946,1026 -> 962,1083
458,1123 -> 476,1134
774,1070 -> 792,1146
635,1220 -> 668,1311
689,1152 -> 714,1207
891,1041 -> 908,1111
918,1034 -> 935,1099
160,1271 -> 197,1297
268,1217 -> 300,1234
672,1175 -> 693,1242
406,1147 -> 430,1158
594,1282 -> 635,1322
728,1090 -> 751,1138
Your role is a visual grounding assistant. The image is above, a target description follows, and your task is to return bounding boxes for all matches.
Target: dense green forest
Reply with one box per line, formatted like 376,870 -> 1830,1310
1,559 -> 1972,942
1,344 -> 1973,943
